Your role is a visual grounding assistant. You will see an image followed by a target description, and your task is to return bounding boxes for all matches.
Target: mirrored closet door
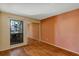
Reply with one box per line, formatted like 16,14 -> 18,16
10,20 -> 23,45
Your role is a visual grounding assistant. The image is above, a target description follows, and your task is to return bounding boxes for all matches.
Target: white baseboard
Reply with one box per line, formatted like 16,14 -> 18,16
39,40 -> 79,55
0,43 -> 27,51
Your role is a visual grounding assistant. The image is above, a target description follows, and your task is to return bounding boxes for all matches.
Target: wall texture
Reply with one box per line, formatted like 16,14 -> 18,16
40,9 -> 79,54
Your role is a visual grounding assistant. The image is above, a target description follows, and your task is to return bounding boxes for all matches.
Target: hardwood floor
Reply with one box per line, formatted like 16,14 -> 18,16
0,39 -> 78,56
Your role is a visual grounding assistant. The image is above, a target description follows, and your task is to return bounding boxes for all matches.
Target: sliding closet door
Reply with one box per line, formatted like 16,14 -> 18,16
32,23 -> 39,40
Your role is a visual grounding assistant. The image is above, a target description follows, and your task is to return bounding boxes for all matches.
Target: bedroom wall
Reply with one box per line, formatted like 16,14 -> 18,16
40,9 -> 79,54
0,12 -> 3,50
0,12 -> 40,51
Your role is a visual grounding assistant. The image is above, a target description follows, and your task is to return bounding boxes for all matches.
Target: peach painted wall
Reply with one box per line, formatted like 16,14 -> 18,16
41,9 -> 79,54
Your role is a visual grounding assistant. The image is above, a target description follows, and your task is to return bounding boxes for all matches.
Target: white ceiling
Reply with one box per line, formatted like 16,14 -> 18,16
0,3 -> 79,20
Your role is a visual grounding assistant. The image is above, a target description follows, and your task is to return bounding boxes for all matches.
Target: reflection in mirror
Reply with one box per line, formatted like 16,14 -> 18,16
10,20 -> 23,45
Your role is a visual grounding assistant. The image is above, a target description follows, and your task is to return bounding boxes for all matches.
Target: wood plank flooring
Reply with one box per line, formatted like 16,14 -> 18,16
0,39 -> 78,56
